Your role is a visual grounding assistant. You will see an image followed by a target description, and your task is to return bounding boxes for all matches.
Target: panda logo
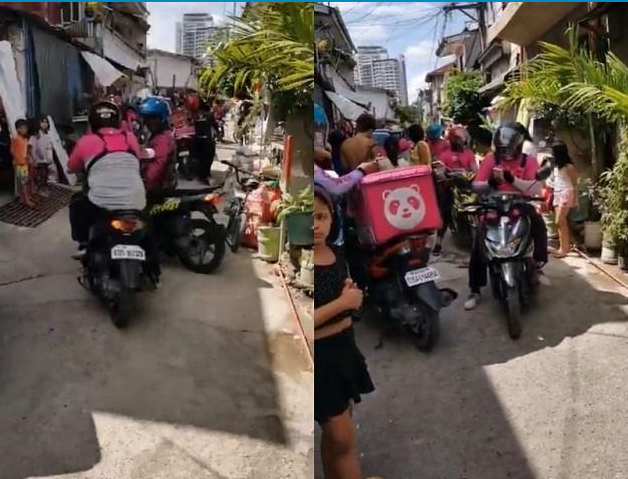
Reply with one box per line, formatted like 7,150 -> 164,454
382,185 -> 426,230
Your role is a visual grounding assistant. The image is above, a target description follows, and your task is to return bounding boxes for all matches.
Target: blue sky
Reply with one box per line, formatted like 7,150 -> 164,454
147,2 -> 245,53
329,2 -> 466,102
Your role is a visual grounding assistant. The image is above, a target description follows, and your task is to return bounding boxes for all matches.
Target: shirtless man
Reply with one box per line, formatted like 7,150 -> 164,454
341,113 -> 379,172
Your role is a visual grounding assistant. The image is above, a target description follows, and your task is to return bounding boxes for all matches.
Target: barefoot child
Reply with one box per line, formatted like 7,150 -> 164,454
551,143 -> 579,258
11,119 -> 34,208
314,185 -> 374,479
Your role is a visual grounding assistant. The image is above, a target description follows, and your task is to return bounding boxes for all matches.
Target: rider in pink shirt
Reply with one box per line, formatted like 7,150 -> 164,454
439,127 -> 477,172
465,123 -> 548,311
68,127 -> 140,173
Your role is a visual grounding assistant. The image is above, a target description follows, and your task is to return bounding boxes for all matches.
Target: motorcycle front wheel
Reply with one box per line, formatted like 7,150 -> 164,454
177,219 -> 226,274
505,285 -> 522,339
225,208 -> 246,253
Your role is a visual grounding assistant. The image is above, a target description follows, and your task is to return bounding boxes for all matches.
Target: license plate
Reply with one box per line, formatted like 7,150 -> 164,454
111,245 -> 146,261
404,267 -> 440,287
178,151 -> 190,157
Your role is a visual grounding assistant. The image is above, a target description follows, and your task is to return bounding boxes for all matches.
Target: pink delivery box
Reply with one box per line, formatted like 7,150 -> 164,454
351,165 -> 442,246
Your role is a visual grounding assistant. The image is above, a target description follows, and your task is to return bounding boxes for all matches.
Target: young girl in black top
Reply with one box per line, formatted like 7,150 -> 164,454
314,185 -> 374,479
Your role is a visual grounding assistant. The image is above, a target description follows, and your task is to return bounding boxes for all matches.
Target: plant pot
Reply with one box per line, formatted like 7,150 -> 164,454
584,221 -> 603,251
601,235 -> 618,265
568,192 -> 590,223
257,225 -> 281,263
542,212 -> 558,240
285,212 -> 313,246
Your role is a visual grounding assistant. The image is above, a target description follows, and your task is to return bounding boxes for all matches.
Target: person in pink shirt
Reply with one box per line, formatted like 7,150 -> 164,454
426,123 -> 449,160
432,126 -> 477,254
68,101 -> 146,245
137,97 -> 176,194
439,126 -> 477,171
464,123 -> 549,311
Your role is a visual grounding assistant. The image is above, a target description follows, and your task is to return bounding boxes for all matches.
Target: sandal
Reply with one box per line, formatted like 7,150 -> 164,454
552,252 -> 568,259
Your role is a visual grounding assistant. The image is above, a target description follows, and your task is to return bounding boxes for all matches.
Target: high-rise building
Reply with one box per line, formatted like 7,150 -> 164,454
175,13 -> 217,59
354,46 -> 409,106
354,46 -> 388,87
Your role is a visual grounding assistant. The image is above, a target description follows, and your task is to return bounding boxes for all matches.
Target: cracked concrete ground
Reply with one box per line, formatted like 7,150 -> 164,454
0,145 -> 313,479
315,241 -> 628,479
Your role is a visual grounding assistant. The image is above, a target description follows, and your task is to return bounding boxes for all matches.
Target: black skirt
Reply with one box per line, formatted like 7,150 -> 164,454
315,326 -> 375,424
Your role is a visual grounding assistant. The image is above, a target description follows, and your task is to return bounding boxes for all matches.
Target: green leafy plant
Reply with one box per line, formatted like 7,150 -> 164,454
443,71 -> 486,128
597,129 -> 628,252
394,104 -> 420,126
200,2 -> 313,111
275,186 -> 314,222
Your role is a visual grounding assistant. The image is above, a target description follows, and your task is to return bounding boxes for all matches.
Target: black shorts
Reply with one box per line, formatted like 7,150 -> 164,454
315,326 -> 374,424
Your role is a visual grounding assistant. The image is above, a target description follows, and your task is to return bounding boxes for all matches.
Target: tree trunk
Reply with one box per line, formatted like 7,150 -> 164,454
285,105 -> 313,193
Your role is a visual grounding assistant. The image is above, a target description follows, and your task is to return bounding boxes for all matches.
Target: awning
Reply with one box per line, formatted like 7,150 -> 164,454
324,91 -> 367,121
81,51 -> 125,86
0,41 -> 26,138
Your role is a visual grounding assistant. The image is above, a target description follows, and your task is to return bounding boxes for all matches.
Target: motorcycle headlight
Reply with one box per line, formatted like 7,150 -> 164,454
485,237 -> 521,258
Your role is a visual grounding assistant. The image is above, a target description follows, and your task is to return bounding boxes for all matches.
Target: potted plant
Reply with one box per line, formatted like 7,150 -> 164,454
584,179 -> 603,251
276,186 -> 314,247
597,137 -> 628,266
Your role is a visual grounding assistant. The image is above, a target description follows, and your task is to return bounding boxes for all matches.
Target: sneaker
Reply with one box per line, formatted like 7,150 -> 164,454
464,293 -> 480,310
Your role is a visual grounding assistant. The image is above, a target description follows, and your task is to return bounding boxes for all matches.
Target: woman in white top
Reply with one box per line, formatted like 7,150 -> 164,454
551,143 -> 579,258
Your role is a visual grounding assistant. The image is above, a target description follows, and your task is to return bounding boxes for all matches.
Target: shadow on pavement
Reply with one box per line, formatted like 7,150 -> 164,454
0,218 -> 287,479
316,253 -> 628,479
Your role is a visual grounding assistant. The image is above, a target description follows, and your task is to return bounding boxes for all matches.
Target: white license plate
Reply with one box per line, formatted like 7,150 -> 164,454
178,151 -> 190,157
111,245 -> 146,261
404,267 -> 440,287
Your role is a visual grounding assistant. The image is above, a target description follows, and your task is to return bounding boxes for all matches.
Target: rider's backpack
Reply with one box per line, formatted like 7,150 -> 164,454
85,132 -> 146,211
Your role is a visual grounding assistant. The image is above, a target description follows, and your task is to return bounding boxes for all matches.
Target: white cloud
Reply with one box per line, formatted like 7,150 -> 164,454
404,40 -> 435,65
408,72 -> 429,102
349,25 -> 388,45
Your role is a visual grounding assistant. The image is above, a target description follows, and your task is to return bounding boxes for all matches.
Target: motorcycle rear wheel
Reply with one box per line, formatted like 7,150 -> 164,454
110,287 -> 134,329
411,304 -> 440,352
505,285 -> 522,339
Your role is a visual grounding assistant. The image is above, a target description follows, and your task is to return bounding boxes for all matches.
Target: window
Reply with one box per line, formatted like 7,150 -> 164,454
61,2 -> 83,23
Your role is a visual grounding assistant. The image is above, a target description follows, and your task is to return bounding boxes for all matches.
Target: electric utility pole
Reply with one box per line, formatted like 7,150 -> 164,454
443,2 -> 488,50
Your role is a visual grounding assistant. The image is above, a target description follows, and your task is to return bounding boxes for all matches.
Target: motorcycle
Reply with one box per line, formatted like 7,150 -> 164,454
219,160 -> 276,253
348,227 -> 457,352
465,192 -> 540,339
149,187 -> 226,274
439,165 -> 478,249
78,209 -> 157,328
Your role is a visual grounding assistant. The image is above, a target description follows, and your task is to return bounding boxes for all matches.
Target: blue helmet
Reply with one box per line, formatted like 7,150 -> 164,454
426,123 -> 443,140
139,97 -> 170,123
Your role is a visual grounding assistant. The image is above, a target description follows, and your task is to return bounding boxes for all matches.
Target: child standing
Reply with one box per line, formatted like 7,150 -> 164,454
30,115 -> 54,196
314,185 -> 374,479
551,143 -> 579,258
11,119 -> 34,208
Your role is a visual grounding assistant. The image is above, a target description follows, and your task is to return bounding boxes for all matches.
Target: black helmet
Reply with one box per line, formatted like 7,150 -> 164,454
88,101 -> 120,131
493,122 -> 532,163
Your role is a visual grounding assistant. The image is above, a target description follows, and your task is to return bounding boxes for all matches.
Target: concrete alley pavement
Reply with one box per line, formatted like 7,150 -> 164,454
0,144 -> 313,479
316,243 -> 628,479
